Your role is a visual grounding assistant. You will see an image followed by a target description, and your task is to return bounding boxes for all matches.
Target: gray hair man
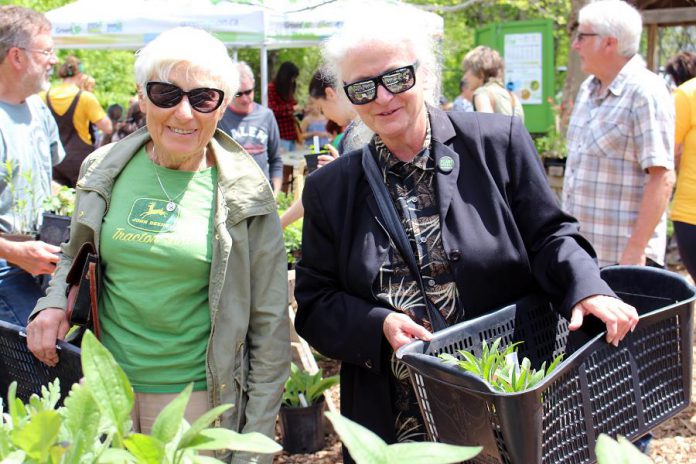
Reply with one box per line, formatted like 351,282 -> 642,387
217,61 -> 282,194
563,0 -> 675,267
0,5 -> 65,326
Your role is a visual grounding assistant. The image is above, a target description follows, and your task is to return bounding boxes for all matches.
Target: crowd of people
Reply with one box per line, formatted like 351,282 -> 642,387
0,0 -> 693,462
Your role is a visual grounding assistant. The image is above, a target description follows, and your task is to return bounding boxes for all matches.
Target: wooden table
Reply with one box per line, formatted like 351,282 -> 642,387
281,150 -> 306,201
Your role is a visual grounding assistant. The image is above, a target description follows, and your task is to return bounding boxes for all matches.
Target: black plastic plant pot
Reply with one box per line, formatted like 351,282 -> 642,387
279,397 -> 325,454
397,266 -> 696,464
39,213 -> 71,247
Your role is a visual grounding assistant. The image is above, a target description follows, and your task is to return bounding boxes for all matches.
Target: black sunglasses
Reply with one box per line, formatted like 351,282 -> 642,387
343,62 -> 419,105
235,88 -> 254,98
146,82 -> 225,113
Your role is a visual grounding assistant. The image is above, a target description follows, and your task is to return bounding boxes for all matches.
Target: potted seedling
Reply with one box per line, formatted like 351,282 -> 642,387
0,160 -> 41,243
279,362 -> 339,454
39,185 -> 75,247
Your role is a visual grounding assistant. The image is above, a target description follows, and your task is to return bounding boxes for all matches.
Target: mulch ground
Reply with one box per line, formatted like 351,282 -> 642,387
275,267 -> 695,464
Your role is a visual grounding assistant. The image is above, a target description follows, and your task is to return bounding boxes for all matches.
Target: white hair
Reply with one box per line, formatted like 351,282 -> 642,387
134,27 -> 238,104
579,0 -> 642,57
321,4 -> 441,108
236,61 -> 255,86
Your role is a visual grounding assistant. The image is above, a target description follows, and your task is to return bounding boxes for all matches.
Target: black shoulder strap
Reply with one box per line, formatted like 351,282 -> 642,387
361,144 -> 448,332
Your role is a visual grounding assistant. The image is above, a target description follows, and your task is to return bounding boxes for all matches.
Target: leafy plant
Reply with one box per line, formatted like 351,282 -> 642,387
42,186 -> 76,217
276,192 -> 303,266
326,411 -> 481,464
275,191 -> 293,212
595,434 -> 652,464
1,159 -> 40,234
439,337 -> 563,393
282,363 -> 339,408
0,330 -> 281,463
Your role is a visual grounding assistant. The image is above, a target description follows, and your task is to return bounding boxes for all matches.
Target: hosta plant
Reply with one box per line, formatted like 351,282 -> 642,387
326,411 -> 481,464
282,362 -> 339,407
595,434 -> 652,464
439,337 -> 564,393
0,330 -> 281,464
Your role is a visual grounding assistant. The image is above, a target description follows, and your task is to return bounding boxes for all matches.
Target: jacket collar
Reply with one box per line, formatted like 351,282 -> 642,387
78,126 -> 277,224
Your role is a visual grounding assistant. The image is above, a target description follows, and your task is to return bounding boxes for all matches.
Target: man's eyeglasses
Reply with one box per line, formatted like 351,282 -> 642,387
574,32 -> 599,43
146,82 -> 225,113
17,46 -> 56,57
343,62 -> 419,105
235,88 -> 254,98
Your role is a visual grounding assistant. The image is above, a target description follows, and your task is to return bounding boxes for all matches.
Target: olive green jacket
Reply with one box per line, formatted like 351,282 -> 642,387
33,127 -> 290,463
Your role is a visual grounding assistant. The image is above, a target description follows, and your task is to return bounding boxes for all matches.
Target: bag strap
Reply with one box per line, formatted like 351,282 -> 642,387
361,144 -> 448,332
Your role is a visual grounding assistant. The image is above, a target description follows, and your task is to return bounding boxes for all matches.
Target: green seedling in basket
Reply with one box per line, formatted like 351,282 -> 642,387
438,337 -> 564,393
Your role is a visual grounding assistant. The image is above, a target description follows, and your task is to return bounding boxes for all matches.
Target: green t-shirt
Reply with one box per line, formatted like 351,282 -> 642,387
99,148 -> 217,393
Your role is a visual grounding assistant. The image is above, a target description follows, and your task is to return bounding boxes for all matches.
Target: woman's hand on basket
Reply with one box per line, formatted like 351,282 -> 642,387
27,308 -> 70,367
383,312 -> 433,351
568,295 -> 639,347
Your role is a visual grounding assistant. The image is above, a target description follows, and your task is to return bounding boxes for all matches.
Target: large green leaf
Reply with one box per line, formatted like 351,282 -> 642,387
177,404 -> 232,449
81,331 -> 134,437
386,442 -> 482,464
191,455 -> 227,464
123,434 -> 166,463
1,450 -> 26,464
151,384 -> 192,443
595,435 -> 652,464
98,447 -> 138,463
11,410 -> 61,462
61,382 -> 102,461
325,412 -> 388,464
184,428 -> 281,454
307,376 -> 339,403
616,436 -> 652,463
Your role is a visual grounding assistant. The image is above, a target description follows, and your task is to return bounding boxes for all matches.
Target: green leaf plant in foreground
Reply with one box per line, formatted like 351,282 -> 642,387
595,434 -> 653,464
282,362 -> 339,407
0,330 -> 281,463
439,337 -> 564,393
326,412 -> 481,464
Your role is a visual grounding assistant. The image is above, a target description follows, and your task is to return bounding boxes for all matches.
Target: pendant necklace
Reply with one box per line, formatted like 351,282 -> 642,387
150,145 -> 187,212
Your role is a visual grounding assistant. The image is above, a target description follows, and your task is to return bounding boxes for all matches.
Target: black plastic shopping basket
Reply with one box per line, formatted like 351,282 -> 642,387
397,266 -> 695,464
0,320 -> 82,407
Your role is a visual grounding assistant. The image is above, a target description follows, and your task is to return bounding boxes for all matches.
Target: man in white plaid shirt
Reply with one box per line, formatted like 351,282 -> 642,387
563,0 -> 675,268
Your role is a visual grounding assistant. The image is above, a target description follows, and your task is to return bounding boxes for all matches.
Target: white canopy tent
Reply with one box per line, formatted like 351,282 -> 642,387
46,0 -> 444,105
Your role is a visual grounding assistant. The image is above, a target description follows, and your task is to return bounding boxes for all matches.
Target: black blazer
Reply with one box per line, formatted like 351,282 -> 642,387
294,108 -> 614,447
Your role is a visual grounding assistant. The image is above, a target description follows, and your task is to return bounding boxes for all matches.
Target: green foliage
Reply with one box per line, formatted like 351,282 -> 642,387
0,330 -> 281,463
277,192 -> 303,265
326,412 -> 481,464
42,186 -> 75,217
595,434 -> 652,464
439,337 -> 563,393
1,159 -> 40,233
282,363 -> 339,408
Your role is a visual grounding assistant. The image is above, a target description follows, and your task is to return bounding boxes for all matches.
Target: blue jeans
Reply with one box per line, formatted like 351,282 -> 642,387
278,139 -> 297,153
0,260 -> 45,326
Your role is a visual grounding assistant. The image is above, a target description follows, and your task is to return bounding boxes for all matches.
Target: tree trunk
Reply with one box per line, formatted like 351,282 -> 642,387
560,0 -> 591,137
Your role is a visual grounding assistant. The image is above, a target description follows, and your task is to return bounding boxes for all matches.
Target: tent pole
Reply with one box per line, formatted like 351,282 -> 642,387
260,46 -> 268,107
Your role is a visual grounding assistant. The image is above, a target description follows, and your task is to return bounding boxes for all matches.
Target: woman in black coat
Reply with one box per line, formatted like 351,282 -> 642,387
294,6 -> 639,459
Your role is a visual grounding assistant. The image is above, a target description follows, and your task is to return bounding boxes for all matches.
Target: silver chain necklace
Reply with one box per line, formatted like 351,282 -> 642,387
150,146 -> 187,212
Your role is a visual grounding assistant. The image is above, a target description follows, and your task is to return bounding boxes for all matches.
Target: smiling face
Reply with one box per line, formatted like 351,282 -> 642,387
341,41 -> 426,150
139,62 -> 226,166
21,30 -> 57,96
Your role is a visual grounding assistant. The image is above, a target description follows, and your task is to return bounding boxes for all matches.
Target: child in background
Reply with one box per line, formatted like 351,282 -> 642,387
301,98 -> 331,150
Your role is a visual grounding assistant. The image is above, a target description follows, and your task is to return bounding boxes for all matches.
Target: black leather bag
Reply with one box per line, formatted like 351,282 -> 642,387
65,241 -> 101,340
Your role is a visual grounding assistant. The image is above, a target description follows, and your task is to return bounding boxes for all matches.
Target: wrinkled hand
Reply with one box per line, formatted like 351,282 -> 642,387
383,312 -> 432,351
568,295 -> 639,346
4,240 -> 60,275
27,308 -> 70,367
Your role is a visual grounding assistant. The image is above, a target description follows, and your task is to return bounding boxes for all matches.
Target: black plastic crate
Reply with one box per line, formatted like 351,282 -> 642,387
0,320 -> 82,407
397,266 -> 695,464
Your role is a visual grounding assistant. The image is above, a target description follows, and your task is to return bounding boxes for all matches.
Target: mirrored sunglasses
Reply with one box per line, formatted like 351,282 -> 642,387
146,82 -> 225,113
343,62 -> 419,105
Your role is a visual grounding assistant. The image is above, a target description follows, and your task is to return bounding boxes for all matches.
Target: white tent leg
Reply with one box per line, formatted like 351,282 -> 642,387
260,46 -> 268,107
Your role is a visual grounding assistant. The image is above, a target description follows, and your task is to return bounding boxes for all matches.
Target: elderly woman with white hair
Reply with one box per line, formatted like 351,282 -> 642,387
293,6 -> 638,457
26,27 -> 289,461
